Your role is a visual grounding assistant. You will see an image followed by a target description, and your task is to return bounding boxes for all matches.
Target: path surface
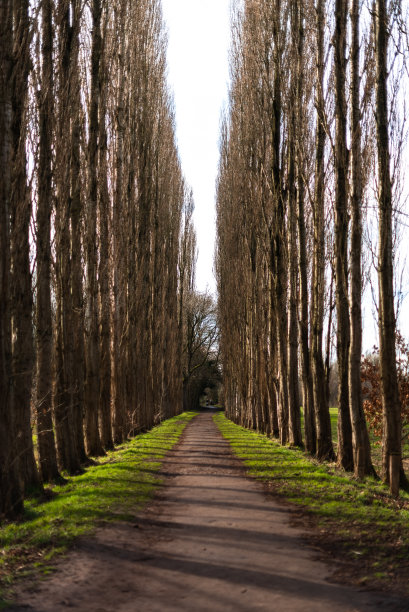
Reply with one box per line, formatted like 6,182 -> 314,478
9,412 -> 408,611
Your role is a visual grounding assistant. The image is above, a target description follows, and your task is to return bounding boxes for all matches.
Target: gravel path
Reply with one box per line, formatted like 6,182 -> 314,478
8,411 -> 408,611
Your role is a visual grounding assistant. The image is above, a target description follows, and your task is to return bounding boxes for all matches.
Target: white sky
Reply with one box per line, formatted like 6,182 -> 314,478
161,0 -> 231,296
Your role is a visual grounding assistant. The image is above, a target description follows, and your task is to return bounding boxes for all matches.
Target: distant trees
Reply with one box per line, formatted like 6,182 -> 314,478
182,291 -> 220,411
217,0 -> 408,495
0,0 -> 196,520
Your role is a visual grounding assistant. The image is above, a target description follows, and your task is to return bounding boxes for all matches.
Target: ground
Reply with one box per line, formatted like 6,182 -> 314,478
6,412 -> 409,611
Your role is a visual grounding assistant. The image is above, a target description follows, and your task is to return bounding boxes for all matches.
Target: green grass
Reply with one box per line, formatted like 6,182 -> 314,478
300,406 -> 341,455
214,411 -> 409,593
0,411 -> 198,602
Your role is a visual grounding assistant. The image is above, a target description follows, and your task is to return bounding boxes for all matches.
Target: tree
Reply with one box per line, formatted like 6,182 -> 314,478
84,0 -> 104,457
312,0 -> 335,461
348,0 -> 375,478
334,0 -> 353,470
375,0 -> 405,495
0,0 -> 23,518
53,0 -> 82,474
10,0 -> 41,491
98,2 -> 114,451
296,0 -> 316,455
286,0 -> 303,448
36,0 -> 60,483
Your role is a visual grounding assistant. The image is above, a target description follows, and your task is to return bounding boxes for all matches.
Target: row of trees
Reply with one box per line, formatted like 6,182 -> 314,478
0,0 -> 198,520
216,0 -> 409,495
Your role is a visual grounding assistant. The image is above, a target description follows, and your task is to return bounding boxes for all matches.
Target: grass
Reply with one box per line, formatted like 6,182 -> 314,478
0,411 -> 198,603
214,411 -> 409,594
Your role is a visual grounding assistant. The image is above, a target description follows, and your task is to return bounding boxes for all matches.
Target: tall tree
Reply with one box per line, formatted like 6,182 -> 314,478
296,0 -> 316,454
111,0 -> 127,444
10,0 -> 41,491
98,2 -> 114,451
348,0 -> 375,478
312,0 -> 335,461
54,0 -> 82,474
287,0 -> 302,448
0,0 -> 23,518
334,0 -> 353,470
375,0 -> 405,495
69,0 -> 87,464
84,0 -> 104,456
36,0 -> 60,483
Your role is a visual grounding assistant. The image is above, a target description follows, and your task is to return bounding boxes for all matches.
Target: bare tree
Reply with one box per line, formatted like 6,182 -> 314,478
0,0 -> 23,518
84,0 -> 104,457
312,0 -> 335,461
375,0 -> 406,495
348,0 -> 375,478
10,0 -> 41,491
334,0 -> 353,470
36,0 -> 60,483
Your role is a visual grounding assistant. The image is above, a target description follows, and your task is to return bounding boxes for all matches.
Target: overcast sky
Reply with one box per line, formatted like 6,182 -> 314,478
161,0 -> 231,296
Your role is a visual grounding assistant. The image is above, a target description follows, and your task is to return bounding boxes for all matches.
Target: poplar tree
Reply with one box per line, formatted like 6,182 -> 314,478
0,0 -> 23,519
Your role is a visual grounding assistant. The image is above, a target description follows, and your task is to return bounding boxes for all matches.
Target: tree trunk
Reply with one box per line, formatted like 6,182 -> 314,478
270,0 -> 288,446
36,0 -> 60,483
84,0 -> 104,457
10,0 -> 41,492
70,0 -> 87,464
375,0 -> 405,495
334,0 -> 353,471
98,12 -> 114,451
312,0 -> 335,462
287,0 -> 302,448
54,0 -> 81,474
348,0 -> 375,479
0,0 -> 23,518
112,0 -> 127,444
296,1 -> 315,454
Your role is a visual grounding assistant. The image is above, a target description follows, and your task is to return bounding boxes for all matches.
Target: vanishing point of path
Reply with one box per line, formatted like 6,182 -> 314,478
9,412 -> 408,612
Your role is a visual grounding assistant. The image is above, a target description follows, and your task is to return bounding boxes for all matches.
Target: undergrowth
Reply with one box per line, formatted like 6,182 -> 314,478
214,412 -> 409,594
0,411 -> 198,604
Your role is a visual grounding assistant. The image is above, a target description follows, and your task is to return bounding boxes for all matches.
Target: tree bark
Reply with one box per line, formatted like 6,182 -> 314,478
69,0 -> 87,464
296,1 -> 316,455
36,0 -> 60,482
84,0 -> 104,457
0,0 -> 23,518
334,0 -> 353,471
98,9 -> 114,451
112,0 -> 127,445
312,0 -> 335,461
54,0 -> 81,474
375,0 -> 405,495
287,0 -> 302,449
348,0 -> 375,479
10,0 -> 41,492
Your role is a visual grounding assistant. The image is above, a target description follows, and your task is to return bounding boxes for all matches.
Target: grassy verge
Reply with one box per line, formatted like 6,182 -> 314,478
214,412 -> 409,594
0,411 -> 198,606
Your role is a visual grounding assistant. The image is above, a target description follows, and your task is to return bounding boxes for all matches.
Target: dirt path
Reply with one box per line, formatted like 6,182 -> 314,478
9,412 -> 408,611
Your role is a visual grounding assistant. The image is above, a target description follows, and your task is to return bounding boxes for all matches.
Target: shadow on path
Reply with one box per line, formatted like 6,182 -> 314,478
8,412 -> 408,612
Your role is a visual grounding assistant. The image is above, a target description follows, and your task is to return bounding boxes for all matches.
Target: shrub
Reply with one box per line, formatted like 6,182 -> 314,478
361,332 -> 409,448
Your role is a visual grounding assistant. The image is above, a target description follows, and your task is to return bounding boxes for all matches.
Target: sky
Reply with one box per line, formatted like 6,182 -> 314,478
161,0 -> 231,296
